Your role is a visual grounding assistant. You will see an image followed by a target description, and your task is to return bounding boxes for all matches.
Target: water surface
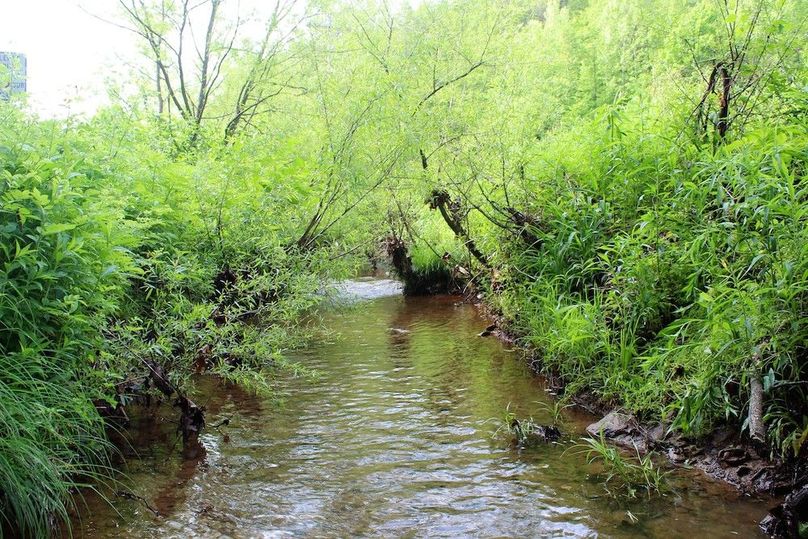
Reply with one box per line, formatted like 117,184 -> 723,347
72,281 -> 769,538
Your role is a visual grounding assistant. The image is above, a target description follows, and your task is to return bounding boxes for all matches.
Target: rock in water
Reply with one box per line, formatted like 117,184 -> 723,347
586,411 -> 646,451
533,424 -> 562,442
478,323 -> 497,337
760,483 -> 808,538
388,327 -> 411,335
512,420 -> 562,447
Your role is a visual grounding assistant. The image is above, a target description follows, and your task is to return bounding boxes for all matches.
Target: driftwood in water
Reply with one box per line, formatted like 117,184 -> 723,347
145,359 -> 174,397
385,235 -> 415,284
761,483 -> 808,538
144,358 -> 206,446
176,396 -> 206,445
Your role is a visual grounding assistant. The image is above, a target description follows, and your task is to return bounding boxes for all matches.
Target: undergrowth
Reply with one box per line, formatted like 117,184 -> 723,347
576,434 -> 670,498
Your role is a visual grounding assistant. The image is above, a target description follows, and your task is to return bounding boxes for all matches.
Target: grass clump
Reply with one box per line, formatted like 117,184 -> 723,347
576,434 -> 669,498
494,404 -> 563,449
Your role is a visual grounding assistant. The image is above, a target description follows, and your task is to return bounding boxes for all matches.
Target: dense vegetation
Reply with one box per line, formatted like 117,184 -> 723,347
0,0 -> 806,535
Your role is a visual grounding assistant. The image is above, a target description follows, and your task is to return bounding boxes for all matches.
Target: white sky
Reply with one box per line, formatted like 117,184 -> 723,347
0,0 -> 419,118
0,0 -> 289,117
0,1 -> 139,117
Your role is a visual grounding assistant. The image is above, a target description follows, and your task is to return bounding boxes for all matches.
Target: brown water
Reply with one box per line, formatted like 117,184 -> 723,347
71,279 -> 769,538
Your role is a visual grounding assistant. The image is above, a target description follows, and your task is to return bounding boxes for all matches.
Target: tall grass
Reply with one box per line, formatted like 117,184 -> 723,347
0,102 -> 330,534
494,123 -> 808,456
0,356 -> 113,537
576,434 -> 669,498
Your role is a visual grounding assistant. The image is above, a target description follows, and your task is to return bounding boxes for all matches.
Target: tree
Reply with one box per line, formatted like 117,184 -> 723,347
118,0 -> 310,143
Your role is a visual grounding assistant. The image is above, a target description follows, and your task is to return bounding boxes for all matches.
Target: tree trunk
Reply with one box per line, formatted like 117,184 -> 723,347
427,189 -> 489,268
749,376 -> 765,444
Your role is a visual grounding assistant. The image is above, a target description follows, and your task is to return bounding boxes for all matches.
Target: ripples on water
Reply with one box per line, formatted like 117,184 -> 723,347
327,277 -> 404,302
71,280 -> 768,538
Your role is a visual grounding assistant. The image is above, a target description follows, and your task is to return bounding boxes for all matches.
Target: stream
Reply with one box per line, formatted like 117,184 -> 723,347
71,278 -> 769,538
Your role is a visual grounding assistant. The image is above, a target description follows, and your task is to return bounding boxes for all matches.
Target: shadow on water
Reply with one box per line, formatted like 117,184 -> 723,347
68,279 -> 769,538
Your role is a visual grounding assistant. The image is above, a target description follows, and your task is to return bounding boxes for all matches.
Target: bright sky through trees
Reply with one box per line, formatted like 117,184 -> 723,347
0,1 -> 135,116
0,0 -> 350,116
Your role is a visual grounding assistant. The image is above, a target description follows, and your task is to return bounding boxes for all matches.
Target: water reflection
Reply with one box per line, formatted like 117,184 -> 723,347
70,281 -> 769,538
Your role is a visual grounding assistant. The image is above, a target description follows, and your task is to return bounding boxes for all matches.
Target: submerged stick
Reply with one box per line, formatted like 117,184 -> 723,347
116,490 -> 160,517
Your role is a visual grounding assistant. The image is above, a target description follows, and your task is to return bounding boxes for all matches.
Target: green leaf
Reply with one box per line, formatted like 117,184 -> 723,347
40,223 -> 76,235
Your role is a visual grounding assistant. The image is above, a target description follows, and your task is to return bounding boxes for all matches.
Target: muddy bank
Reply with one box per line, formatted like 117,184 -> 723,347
377,245 -> 805,534
473,307 -> 806,537
341,257 -> 803,536
578,408 -> 806,538
68,282 -> 772,538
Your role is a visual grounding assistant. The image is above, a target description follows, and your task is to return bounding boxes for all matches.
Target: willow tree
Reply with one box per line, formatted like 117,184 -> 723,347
118,0 -> 310,143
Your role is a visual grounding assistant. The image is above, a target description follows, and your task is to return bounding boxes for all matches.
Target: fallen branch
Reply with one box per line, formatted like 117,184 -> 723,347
116,489 -> 160,517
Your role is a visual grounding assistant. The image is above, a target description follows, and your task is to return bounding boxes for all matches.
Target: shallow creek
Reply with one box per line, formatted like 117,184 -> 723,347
71,278 -> 769,538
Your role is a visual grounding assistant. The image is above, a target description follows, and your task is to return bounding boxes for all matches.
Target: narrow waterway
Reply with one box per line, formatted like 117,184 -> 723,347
71,279 -> 769,538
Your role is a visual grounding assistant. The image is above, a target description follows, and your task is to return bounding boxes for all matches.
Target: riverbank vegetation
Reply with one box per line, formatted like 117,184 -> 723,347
1,0 -> 806,535
578,434 -> 670,498
0,102 -> 331,536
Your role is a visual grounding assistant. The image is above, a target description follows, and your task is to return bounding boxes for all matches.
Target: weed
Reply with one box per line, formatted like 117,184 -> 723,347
576,434 -> 669,498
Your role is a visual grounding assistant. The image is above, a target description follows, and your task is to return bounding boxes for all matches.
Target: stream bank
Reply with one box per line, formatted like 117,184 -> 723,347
67,279 -> 771,538
472,300 -> 806,537
378,245 -> 804,535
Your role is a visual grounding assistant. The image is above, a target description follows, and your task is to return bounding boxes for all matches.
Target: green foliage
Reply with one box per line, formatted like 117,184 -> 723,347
0,109 -> 127,536
1,0 -> 807,533
0,99 -> 334,534
493,404 -> 563,448
536,399 -> 573,428
494,122 -> 808,454
576,434 -> 669,498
